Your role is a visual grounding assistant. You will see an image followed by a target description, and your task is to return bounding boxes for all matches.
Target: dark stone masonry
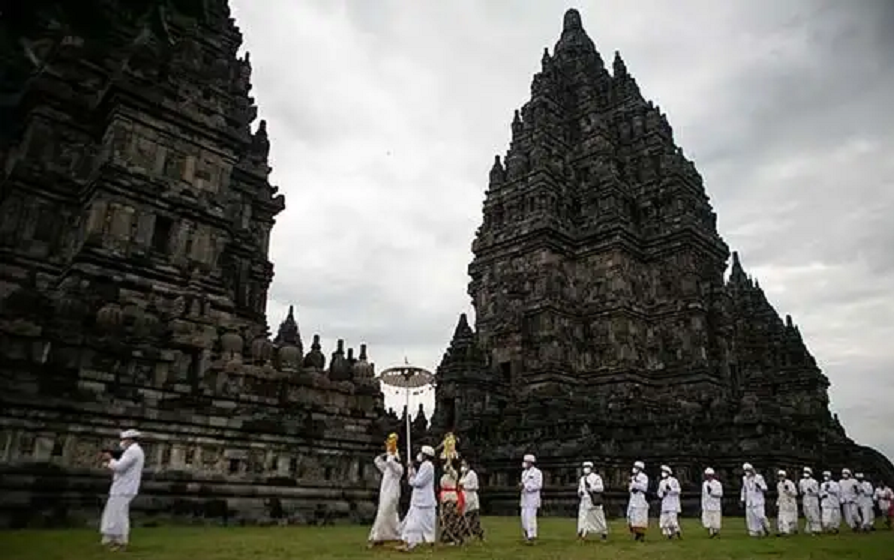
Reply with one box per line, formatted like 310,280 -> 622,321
2,2 -> 891,527
0,1 -> 411,528
428,9 -> 894,516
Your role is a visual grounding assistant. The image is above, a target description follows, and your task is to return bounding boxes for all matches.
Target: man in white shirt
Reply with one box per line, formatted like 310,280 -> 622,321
775,470 -> 799,536
397,445 -> 437,551
701,467 -> 723,538
799,467 -> 821,534
459,459 -> 485,541
839,468 -> 860,531
519,453 -> 543,544
855,472 -> 875,531
875,482 -> 893,529
100,429 -> 145,550
740,462 -> 770,537
576,461 -> 607,541
627,460 -> 649,541
657,464 -> 682,539
819,470 -> 841,533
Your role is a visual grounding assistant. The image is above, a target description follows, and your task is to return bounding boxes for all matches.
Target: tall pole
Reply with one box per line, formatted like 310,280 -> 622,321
404,382 -> 412,463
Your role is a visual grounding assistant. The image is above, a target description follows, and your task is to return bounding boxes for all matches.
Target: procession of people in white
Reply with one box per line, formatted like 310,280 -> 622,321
97,428 -> 893,551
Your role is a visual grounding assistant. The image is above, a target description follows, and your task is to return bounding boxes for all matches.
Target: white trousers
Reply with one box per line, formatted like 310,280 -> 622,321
521,507 -> 538,539
859,501 -> 875,529
100,495 -> 135,545
842,502 -> 860,528
802,498 -> 822,533
821,505 -> 841,531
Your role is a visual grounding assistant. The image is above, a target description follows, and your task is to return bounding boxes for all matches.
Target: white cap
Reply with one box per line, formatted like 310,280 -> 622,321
855,472 -> 864,478
822,470 -> 832,477
803,467 -> 812,474
704,467 -> 715,476
633,460 -> 645,470
420,445 -> 435,457
842,468 -> 852,475
743,462 -> 753,471
523,454 -> 536,463
582,461 -> 593,468
120,429 -> 141,440
661,464 -> 672,473
777,470 -> 787,477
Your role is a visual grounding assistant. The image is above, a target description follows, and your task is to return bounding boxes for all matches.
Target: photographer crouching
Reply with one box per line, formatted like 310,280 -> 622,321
99,429 -> 145,551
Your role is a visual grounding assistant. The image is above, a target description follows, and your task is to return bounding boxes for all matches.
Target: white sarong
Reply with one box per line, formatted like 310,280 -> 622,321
368,492 -> 401,542
702,510 -> 722,530
100,495 -> 135,545
400,506 -> 436,548
660,511 -> 680,535
627,507 -> 648,530
578,503 -> 608,536
745,504 -> 769,536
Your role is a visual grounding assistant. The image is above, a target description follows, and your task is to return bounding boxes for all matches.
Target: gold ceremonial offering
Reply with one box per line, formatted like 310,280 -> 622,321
437,431 -> 459,462
385,432 -> 398,455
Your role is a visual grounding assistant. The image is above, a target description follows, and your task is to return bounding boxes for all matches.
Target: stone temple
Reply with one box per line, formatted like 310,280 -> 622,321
0,1 -> 413,527
429,9 -> 894,515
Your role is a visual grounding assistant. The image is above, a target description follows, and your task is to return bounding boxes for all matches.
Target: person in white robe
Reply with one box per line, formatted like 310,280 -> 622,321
100,429 -> 145,550
799,467 -> 821,534
519,454 -> 543,544
775,470 -> 799,536
368,441 -> 404,546
739,462 -> 770,537
576,461 -> 607,540
627,460 -> 649,541
875,483 -> 893,529
819,470 -> 841,533
459,460 -> 485,540
701,467 -> 723,538
397,445 -> 437,552
839,468 -> 860,531
657,464 -> 682,539
855,472 -> 875,531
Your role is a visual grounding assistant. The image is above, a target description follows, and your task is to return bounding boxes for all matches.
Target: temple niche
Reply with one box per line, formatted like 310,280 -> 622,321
429,8 -> 894,516
0,1 -> 389,527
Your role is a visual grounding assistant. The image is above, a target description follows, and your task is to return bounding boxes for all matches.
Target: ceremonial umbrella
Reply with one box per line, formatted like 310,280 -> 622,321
378,361 -> 435,461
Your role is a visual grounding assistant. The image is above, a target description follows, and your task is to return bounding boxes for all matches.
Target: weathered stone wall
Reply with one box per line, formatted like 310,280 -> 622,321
0,1 -> 396,528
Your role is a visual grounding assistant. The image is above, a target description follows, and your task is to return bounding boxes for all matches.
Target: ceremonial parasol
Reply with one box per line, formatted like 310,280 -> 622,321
378,359 -> 435,462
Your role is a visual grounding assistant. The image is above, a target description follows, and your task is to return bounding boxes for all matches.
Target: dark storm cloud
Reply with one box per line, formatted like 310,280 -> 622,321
230,0 -> 894,454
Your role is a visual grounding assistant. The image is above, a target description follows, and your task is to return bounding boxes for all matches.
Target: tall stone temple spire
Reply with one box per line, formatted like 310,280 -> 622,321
0,0 -> 387,526
430,8 -> 893,512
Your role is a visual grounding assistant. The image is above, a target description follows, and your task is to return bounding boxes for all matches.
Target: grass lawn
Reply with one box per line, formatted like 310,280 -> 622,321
0,517 -> 891,560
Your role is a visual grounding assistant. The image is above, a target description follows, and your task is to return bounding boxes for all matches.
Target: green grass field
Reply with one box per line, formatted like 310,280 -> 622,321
0,517 -> 891,560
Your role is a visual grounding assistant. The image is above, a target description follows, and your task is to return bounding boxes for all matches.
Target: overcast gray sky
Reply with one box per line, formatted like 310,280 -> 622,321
229,0 -> 894,459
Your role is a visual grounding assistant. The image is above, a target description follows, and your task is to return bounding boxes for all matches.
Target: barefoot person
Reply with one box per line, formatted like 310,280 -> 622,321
99,429 -> 145,551
368,433 -> 404,547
